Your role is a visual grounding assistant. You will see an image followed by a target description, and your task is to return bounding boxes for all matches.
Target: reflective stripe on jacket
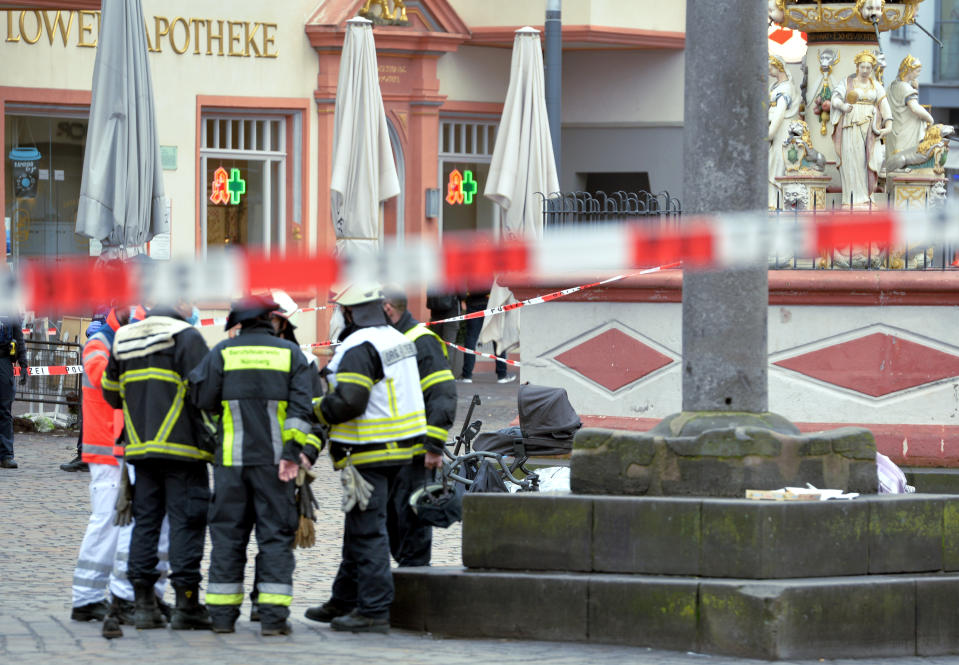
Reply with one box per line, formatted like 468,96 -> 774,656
325,326 -> 426,446
398,317 -> 456,452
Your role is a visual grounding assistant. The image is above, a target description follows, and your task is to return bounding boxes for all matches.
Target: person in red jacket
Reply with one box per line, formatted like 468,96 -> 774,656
69,306 -> 169,634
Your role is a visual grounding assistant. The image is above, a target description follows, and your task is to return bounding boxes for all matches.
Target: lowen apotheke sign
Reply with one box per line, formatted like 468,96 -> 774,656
4,9 -> 278,58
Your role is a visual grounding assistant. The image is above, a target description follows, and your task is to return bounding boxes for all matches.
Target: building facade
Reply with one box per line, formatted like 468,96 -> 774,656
1,0 -> 686,270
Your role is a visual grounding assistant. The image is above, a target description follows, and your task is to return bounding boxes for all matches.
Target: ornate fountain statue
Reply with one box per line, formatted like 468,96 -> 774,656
830,50 -> 892,206
769,55 -> 803,208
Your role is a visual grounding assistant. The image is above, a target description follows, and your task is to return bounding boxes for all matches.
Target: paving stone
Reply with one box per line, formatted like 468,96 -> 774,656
588,575 -> 698,651
461,494 -> 593,571
916,575 -> 959,655
700,576 -> 916,660
591,496 -> 701,575
867,495 -> 945,573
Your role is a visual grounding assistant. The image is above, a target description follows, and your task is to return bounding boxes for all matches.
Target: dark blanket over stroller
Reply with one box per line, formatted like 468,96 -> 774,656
472,384 -> 582,457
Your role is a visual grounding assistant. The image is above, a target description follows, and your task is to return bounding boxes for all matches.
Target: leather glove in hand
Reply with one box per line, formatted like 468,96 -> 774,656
340,464 -> 373,513
18,365 -> 27,386
114,461 -> 134,526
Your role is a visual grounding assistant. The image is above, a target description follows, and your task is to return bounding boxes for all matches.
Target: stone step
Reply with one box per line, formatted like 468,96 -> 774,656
905,468 -> 959,494
462,493 -> 959,579
392,567 -> 959,659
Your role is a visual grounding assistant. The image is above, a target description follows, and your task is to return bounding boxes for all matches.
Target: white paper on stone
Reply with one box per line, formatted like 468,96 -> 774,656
329,17 -> 400,260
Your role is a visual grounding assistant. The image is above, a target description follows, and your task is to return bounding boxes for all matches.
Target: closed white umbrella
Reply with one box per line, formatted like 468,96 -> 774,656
330,17 -> 400,259
75,0 -> 166,259
480,27 -> 560,361
485,26 -> 559,242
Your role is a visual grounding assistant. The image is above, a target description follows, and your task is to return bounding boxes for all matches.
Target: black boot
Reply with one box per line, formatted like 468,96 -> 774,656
133,583 -> 166,629
101,598 -> 124,639
60,455 -> 88,472
304,598 -> 352,623
170,585 -> 212,630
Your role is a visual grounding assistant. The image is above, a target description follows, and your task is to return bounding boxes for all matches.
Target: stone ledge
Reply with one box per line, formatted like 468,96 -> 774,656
392,567 -> 959,659
460,493 -> 959,578
571,420 -> 878,497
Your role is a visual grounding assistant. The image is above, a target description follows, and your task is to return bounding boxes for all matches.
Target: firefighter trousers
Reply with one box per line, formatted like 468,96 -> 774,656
72,463 -> 169,606
386,460 -> 433,566
207,465 -> 297,627
129,459 -> 209,589
331,463 -> 404,618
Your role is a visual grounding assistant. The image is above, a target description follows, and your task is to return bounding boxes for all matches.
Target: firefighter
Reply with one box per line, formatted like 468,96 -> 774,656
70,306 -> 169,633
380,285 -> 455,566
102,301 -> 213,631
188,294 -> 323,636
304,283 -> 427,634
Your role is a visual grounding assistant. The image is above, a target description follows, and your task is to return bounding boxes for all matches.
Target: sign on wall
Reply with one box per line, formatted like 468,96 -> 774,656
210,166 -> 245,206
446,168 -> 478,206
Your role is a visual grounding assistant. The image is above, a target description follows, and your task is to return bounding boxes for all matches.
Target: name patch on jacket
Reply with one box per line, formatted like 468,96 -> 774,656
222,346 -> 292,372
381,341 -> 416,366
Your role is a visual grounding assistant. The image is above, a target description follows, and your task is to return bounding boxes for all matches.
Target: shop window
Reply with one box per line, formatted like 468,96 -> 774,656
200,113 -> 299,255
438,119 -> 498,236
4,109 -> 90,264
938,0 -> 959,81
584,172 -> 652,196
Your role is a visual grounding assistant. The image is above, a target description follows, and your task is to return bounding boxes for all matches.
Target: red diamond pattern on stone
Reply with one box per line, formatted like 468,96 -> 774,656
768,28 -> 794,45
555,328 -> 674,392
774,332 -> 959,398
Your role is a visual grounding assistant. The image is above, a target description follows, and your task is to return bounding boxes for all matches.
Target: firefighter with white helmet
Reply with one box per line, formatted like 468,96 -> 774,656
304,283 -> 426,633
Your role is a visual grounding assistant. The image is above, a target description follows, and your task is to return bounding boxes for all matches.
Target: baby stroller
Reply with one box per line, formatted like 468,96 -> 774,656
444,384 -> 582,492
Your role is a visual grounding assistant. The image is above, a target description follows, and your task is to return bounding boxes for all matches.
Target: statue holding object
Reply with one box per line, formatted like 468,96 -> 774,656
768,55 -> 802,208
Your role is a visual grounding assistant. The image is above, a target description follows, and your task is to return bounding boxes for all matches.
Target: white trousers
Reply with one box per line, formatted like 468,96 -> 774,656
71,463 -> 170,606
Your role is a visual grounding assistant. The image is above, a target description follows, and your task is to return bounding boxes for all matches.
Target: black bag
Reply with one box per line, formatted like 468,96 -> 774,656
468,459 -> 509,494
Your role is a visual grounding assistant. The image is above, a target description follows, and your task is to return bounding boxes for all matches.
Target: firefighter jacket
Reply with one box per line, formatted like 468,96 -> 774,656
81,309 -> 125,466
188,321 -> 323,467
314,323 -> 426,469
393,311 -> 456,455
102,309 -> 213,464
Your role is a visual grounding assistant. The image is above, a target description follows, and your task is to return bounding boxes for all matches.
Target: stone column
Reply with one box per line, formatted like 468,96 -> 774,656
681,0 -> 768,413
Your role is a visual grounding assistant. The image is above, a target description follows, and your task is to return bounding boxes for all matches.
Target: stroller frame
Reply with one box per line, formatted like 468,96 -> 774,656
442,393 -> 541,492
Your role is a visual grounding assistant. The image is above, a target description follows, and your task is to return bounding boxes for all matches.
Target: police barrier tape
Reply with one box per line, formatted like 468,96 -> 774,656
443,342 -> 522,367
1,208 -> 951,316
14,365 -> 83,376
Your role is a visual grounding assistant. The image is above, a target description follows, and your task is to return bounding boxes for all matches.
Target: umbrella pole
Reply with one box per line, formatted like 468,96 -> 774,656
545,0 -> 562,181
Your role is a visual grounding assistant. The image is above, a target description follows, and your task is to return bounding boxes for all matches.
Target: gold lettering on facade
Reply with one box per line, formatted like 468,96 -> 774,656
190,17 -> 202,54
262,22 -> 277,58
244,21 -> 261,57
42,10 -> 74,46
77,10 -> 96,47
227,20 -> 243,56
19,10 -> 42,45
206,19 -> 224,56
6,11 -> 20,43
151,16 -> 169,52
0,11 -> 279,59
169,17 -> 189,54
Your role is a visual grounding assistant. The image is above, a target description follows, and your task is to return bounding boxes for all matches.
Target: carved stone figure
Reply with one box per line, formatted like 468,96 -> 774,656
856,0 -> 885,24
768,55 -> 801,208
360,0 -> 408,25
783,120 -> 826,173
831,50 -> 892,205
885,55 -> 935,170
810,49 -> 839,136
884,123 -> 954,174
769,0 -> 787,24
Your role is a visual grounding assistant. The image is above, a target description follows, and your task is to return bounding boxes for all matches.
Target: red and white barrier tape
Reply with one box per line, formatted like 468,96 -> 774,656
2,208 -> 952,316
443,341 -> 522,367
21,328 -> 59,336
14,365 -> 83,376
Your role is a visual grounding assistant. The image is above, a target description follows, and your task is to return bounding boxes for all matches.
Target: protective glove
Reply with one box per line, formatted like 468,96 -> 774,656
114,461 -> 133,526
18,365 -> 27,386
294,467 -> 319,549
340,464 -> 373,513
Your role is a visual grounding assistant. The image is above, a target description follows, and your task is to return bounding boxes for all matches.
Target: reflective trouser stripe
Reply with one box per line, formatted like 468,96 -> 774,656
257,593 -> 292,607
207,583 -> 244,594
206,593 -> 244,606
73,575 -> 109,589
257,583 -> 293,595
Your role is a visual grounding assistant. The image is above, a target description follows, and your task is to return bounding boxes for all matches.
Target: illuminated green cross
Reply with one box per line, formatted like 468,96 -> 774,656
227,168 -> 246,205
461,170 -> 478,205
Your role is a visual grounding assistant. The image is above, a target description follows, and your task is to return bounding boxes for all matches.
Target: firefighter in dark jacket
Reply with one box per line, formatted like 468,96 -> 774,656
303,283 -> 426,633
188,295 -> 323,636
381,285 -> 455,566
0,313 -> 27,468
102,303 -> 213,631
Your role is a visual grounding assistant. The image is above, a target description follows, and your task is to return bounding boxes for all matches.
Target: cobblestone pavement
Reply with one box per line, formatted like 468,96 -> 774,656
5,375 -> 959,664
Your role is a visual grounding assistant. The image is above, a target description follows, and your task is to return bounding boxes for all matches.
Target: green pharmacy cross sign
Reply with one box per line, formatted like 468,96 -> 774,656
446,168 -> 479,206
227,168 -> 246,205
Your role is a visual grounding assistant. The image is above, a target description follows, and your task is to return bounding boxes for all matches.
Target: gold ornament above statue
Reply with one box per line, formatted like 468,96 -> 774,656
360,0 -> 409,26
771,0 -> 923,32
